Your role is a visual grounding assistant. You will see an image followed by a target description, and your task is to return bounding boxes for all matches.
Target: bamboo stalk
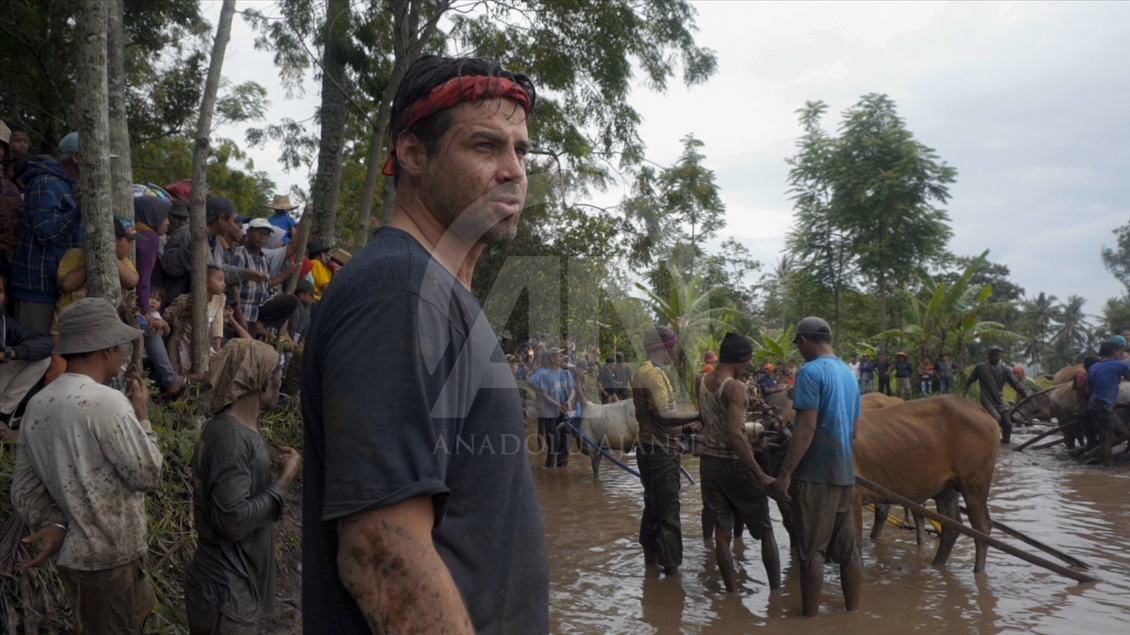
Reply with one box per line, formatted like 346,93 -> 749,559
1016,420 -> 1078,451
855,476 -> 1101,584
958,506 -> 1090,569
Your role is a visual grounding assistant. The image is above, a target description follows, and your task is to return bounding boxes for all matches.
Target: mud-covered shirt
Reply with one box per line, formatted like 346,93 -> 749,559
791,356 -> 860,486
186,414 -> 286,625
301,227 -> 548,635
633,361 -> 678,448
12,373 -> 163,571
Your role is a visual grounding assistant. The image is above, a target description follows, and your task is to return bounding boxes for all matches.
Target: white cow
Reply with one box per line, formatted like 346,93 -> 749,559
574,399 -> 638,478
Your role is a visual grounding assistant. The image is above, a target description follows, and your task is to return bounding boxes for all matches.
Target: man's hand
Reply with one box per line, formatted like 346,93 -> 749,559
18,525 -> 66,569
770,474 -> 792,504
683,422 -> 702,434
127,372 -> 149,421
247,270 -> 270,283
277,446 -> 302,487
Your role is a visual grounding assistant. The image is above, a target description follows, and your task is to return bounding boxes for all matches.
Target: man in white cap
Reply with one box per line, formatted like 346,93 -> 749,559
12,297 -> 164,633
230,217 -> 301,335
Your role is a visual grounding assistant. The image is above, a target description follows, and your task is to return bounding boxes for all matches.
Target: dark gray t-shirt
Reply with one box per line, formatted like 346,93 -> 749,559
301,227 -> 548,634
186,413 -> 285,625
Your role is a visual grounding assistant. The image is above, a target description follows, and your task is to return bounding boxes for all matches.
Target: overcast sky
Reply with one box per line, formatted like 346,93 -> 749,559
211,1 -> 1130,315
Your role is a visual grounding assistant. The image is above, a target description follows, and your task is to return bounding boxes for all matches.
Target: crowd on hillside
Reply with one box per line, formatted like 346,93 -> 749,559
0,121 -> 351,433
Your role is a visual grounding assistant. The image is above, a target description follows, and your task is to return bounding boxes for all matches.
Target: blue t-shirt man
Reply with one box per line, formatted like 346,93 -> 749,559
1085,359 -> 1130,405
268,212 -> 297,244
534,367 -> 575,418
791,356 -> 861,486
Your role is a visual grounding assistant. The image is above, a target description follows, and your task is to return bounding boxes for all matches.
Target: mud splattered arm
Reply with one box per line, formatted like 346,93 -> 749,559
11,440 -> 66,529
337,496 -> 474,635
725,380 -> 773,487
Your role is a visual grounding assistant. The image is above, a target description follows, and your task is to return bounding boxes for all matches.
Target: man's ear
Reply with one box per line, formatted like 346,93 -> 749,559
396,133 -> 428,179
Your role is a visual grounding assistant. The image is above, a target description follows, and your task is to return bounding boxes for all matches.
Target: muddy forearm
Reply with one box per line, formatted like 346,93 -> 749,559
337,502 -> 473,635
778,409 -> 817,479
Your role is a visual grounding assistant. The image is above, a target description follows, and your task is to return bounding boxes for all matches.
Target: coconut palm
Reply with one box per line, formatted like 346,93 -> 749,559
636,267 -> 738,394
1054,295 -> 1092,356
1019,292 -> 1060,371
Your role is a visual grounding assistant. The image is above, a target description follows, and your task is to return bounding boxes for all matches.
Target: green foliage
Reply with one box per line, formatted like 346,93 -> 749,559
246,0 -> 718,244
623,134 -> 726,283
1101,222 -> 1130,289
0,0 -> 210,151
132,136 -> 277,217
872,251 -> 1027,372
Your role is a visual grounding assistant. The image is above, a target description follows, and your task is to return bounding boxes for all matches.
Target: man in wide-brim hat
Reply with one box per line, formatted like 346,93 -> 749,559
267,194 -> 299,244
12,297 -> 164,633
893,351 -> 913,399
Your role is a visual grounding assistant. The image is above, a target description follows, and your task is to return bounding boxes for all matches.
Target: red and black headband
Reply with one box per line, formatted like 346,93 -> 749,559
382,75 -> 533,176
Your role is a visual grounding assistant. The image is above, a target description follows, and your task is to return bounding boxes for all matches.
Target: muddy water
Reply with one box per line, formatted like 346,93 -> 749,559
532,426 -> 1130,634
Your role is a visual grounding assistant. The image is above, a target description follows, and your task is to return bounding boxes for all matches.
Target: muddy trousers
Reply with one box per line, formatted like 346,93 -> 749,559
985,402 -> 1012,443
636,443 -> 683,568
58,558 -> 156,635
540,416 -> 569,467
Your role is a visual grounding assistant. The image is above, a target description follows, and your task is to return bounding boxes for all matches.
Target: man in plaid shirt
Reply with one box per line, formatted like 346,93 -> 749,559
10,133 -> 85,334
230,218 -> 300,335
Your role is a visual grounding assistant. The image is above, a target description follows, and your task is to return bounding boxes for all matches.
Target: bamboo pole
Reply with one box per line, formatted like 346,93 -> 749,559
1016,420 -> 1078,451
959,506 -> 1090,569
855,476 -> 1101,584
1032,435 -> 1074,452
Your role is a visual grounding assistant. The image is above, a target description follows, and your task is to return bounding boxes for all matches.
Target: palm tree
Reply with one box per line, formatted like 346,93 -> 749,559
1054,295 -> 1092,356
874,252 -> 1026,373
636,267 -> 737,395
1018,292 -> 1060,372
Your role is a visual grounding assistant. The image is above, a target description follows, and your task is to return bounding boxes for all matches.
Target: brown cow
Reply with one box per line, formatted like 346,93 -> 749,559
853,395 -> 999,572
862,392 -> 903,409
859,392 -> 926,542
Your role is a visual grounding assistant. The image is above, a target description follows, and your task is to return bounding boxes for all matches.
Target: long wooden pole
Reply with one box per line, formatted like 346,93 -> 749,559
959,506 -> 1090,569
1016,420 -> 1078,451
855,476 -> 1101,584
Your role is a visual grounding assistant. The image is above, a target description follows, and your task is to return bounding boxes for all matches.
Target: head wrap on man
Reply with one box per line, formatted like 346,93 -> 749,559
383,59 -> 536,177
133,195 -> 171,233
718,332 -> 754,364
202,339 -> 280,415
643,326 -> 678,352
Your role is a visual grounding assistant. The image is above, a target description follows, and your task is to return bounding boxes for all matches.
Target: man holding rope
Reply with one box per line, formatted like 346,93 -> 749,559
633,325 -> 702,577
697,332 -> 781,592
771,317 -> 862,617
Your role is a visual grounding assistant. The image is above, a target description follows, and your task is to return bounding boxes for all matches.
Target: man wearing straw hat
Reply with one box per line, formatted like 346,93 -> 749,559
12,297 -> 164,633
267,194 -> 299,244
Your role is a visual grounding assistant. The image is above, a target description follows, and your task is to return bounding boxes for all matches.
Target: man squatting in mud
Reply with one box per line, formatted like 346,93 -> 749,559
300,55 -> 549,634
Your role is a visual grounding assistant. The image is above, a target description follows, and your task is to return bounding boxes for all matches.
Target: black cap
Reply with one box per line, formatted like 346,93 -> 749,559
295,279 -> 315,296
307,240 -> 330,256
168,199 -> 189,218
719,332 -> 754,364
206,196 -> 237,224
793,316 -> 832,343
987,345 -> 1003,353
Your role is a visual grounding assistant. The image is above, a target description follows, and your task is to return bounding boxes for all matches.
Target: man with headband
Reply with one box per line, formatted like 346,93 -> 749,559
633,325 -> 701,577
697,332 -> 780,593
301,56 -> 547,634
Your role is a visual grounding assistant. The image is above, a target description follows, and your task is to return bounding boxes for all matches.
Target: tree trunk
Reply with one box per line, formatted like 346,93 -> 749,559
106,0 -> 133,220
309,0 -> 351,246
189,0 -> 237,374
877,274 -> 888,354
75,0 -> 120,306
355,100 -> 392,249
106,0 -> 144,370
